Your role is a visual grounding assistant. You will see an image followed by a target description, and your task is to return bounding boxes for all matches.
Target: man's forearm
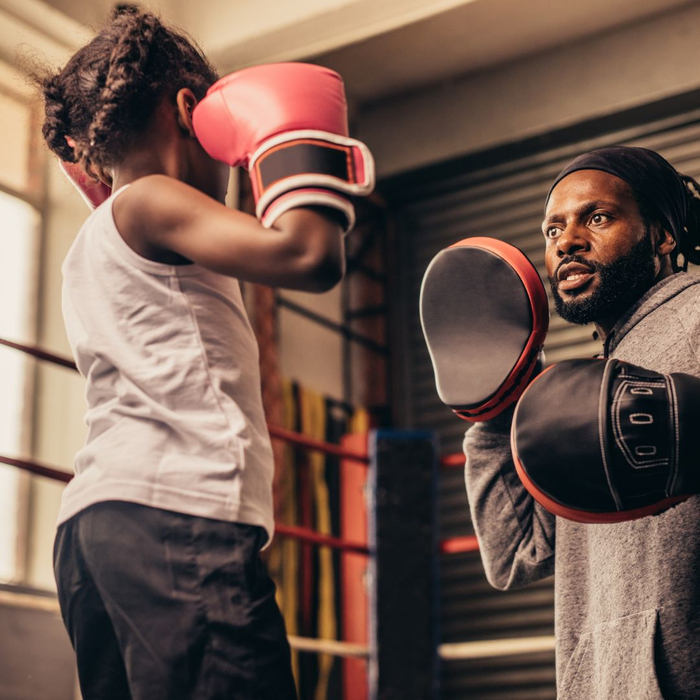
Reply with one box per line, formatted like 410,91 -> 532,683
464,410 -> 555,590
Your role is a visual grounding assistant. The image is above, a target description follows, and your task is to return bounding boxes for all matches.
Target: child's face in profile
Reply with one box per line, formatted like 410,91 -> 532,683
176,89 -> 230,203
191,145 -> 230,203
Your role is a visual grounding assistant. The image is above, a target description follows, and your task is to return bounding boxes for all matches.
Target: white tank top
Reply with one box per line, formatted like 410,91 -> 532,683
58,185 -> 274,542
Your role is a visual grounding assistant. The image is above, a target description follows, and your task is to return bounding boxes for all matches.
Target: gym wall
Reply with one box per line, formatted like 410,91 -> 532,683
355,4 -> 700,697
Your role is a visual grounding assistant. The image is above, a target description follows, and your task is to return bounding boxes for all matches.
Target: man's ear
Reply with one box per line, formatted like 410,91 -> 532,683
176,88 -> 198,137
655,227 -> 676,256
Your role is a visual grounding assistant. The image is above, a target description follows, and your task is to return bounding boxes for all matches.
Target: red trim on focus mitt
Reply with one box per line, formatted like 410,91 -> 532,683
420,237 -> 549,422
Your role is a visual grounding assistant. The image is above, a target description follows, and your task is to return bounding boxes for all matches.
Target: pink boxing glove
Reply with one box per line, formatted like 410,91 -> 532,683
192,62 -> 375,232
59,161 -> 112,210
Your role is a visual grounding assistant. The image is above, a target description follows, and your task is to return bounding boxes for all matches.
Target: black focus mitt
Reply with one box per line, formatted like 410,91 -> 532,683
420,237 -> 549,422
511,358 -> 700,523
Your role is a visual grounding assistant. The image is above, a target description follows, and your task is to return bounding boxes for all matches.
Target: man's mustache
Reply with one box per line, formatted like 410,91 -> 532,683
552,255 -> 599,283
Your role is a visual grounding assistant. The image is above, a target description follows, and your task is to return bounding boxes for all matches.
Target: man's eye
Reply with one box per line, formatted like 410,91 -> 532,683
544,227 -> 561,239
590,213 -> 608,225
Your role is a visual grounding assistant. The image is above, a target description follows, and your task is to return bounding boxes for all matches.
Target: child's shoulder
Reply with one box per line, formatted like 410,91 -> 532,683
112,175 -> 205,228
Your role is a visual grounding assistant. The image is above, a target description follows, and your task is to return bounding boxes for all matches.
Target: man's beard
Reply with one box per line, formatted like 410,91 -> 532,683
549,234 -> 657,326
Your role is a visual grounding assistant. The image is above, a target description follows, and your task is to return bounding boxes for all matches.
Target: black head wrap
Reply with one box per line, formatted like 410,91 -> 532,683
546,146 -> 687,255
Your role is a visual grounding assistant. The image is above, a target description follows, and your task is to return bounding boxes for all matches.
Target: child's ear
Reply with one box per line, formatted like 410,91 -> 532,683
175,88 -> 197,137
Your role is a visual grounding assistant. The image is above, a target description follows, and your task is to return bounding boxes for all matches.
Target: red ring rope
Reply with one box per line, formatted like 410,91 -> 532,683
440,536 -> 479,555
267,424 -> 368,463
0,453 -> 370,555
275,524 -> 369,555
441,453 -> 465,468
0,337 -> 77,370
0,336 -> 369,464
1,336 -> 475,554
0,454 -> 72,483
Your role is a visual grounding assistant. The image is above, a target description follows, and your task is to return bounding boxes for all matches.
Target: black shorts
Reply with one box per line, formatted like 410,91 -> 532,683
53,501 -> 297,700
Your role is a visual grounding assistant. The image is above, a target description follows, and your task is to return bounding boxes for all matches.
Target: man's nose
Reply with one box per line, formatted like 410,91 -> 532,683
557,223 -> 589,256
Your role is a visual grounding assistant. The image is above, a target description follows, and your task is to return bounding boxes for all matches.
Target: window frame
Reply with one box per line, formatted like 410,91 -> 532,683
0,82 -> 48,586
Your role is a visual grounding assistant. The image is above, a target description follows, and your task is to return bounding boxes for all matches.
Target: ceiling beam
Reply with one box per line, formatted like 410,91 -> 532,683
181,0 -> 481,73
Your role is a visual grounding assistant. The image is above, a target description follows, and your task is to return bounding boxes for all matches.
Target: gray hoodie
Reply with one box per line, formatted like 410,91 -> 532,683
463,273 -> 700,699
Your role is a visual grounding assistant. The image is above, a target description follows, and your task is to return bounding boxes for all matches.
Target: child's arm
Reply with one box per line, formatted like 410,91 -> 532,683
192,64 -> 374,235
113,174 -> 344,292
113,63 -> 376,291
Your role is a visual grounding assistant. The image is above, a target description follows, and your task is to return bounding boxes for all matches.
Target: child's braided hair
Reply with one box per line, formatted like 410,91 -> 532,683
39,4 -> 218,178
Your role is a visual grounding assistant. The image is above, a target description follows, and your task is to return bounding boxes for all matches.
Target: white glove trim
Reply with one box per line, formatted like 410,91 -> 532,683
261,190 -> 356,234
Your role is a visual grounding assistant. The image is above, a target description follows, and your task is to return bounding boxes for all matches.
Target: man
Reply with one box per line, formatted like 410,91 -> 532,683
463,146 -> 700,699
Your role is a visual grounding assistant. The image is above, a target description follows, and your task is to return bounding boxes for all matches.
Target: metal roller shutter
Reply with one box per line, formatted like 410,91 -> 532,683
384,106 -> 700,699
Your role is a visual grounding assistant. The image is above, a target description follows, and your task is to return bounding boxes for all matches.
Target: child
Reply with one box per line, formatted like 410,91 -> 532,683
38,6 -> 373,699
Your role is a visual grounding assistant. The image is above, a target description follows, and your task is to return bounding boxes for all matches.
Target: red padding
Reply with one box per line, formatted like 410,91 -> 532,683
449,237 -> 549,422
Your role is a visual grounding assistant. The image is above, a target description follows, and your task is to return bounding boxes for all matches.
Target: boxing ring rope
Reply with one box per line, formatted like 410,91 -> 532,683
0,453 -> 72,483
274,524 -> 369,555
1,334 -> 375,668
0,337 -> 370,463
0,452 -> 371,557
436,446 -> 556,662
440,452 -> 466,469
0,588 -> 371,660
439,636 -> 555,660
438,450 -> 481,555
288,635 -> 369,659
1,336 -> 372,552
2,335 -> 552,669
0,336 -> 78,370
439,535 -> 479,555
267,423 -> 369,464
0,334 -> 470,557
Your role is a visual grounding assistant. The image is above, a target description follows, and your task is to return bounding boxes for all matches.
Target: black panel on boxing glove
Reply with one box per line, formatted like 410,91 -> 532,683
420,237 -> 549,422
257,141 -> 352,191
511,358 -> 700,523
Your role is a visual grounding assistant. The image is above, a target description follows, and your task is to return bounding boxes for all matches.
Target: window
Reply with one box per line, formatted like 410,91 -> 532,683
0,84 -> 42,583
